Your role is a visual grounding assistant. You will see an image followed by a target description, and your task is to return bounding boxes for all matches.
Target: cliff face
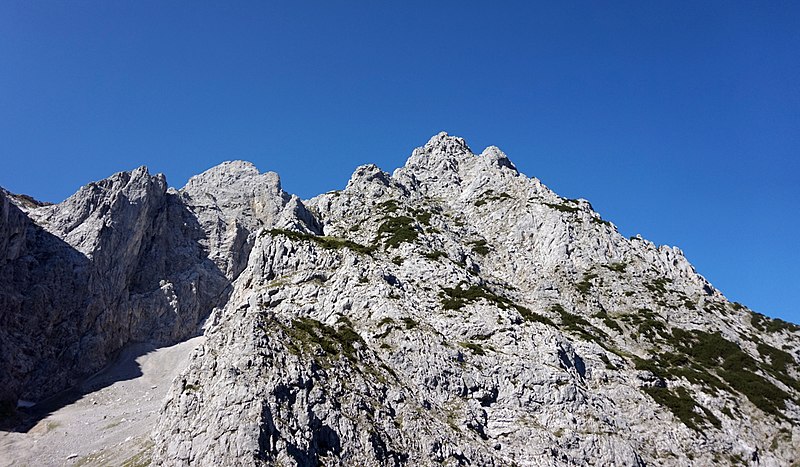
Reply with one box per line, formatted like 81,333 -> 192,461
0,164 -> 315,410
2,133 -> 799,466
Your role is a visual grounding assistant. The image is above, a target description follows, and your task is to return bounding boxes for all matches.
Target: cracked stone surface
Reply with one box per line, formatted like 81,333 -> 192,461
1,133 -> 798,466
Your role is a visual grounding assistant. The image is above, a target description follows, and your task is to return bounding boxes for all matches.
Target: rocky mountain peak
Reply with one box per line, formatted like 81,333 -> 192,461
2,134 -> 799,467
180,160 -> 284,211
479,145 -> 518,173
179,160 -> 316,273
0,159 -> 314,414
182,160 -> 268,190
423,131 -> 472,155
28,166 -> 168,256
341,164 -> 393,199
392,132 -> 473,193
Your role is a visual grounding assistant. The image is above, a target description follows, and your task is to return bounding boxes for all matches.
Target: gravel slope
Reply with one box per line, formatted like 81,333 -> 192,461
0,336 -> 202,467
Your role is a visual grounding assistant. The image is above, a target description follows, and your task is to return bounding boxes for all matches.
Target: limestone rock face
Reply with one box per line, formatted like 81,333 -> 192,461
2,135 -> 799,466
0,162 -> 313,408
1,189 -> 89,405
179,160 -> 320,278
151,134 -> 799,466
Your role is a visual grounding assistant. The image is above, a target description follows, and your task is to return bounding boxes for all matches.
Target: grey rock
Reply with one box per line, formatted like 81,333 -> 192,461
2,134 -> 798,466
0,162 -> 314,409
151,133 -> 799,466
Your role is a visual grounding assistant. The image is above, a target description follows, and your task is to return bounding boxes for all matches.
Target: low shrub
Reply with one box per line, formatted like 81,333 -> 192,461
459,341 -> 486,356
643,386 -> 720,431
377,216 -> 419,248
266,229 -> 374,255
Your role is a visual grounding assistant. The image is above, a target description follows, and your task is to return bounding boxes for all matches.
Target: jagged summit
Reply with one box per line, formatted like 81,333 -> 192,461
0,188 -> 53,213
1,133 -> 798,466
479,145 -> 518,172
423,131 -> 472,155
344,164 -> 392,194
183,160 -> 267,188
415,132 -> 514,172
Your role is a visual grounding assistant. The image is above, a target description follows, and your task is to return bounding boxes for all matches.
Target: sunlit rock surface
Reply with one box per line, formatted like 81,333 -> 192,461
1,133 -> 798,466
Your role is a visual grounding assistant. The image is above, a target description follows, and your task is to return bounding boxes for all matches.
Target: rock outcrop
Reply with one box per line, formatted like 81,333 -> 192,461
153,133 -> 799,466
0,164 -> 314,412
2,133 -> 799,466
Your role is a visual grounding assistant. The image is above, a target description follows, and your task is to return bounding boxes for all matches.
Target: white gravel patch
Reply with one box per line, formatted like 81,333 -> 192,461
0,336 -> 202,467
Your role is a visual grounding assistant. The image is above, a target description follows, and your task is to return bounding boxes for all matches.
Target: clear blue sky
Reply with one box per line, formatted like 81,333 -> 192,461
1,2 -> 798,323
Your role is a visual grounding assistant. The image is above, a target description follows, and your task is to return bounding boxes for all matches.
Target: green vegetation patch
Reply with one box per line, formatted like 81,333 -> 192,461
184,383 -> 200,393
401,317 -> 419,329
603,262 -> 627,273
517,306 -> 556,327
266,229 -> 374,255
415,210 -> 432,225
377,317 -> 395,327
635,328 -> 797,419
377,215 -> 419,248
594,310 -> 623,333
286,317 -> 365,362
645,277 -> 672,296
474,189 -> 512,207
440,282 -> 548,326
459,341 -> 486,356
643,386 -> 720,431
757,342 -> 800,392
544,201 -> 579,213
468,239 -> 490,256
441,283 -> 505,310
553,304 -> 608,344
441,283 -> 508,310
423,250 -> 446,260
758,342 -> 794,374
703,301 -> 727,315
378,199 -> 399,213
617,308 -> 670,341
591,217 -> 612,227
576,272 -> 598,294
751,311 -> 800,334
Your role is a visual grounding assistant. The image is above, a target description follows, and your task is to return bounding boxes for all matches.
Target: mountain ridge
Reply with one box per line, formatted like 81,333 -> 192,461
1,132 -> 798,466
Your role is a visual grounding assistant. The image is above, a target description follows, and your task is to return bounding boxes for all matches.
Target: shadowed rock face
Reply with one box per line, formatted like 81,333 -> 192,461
0,189 -> 90,407
0,163 -> 316,412
3,135 -> 800,466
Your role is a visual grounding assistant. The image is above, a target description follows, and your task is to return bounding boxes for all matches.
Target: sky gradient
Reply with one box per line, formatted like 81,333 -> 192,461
1,2 -> 798,323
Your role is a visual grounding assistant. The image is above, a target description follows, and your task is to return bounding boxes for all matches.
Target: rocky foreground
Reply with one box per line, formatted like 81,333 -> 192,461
1,133 -> 798,466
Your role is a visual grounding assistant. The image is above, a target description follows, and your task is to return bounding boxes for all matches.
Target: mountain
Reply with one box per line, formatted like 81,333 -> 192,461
1,133 -> 798,466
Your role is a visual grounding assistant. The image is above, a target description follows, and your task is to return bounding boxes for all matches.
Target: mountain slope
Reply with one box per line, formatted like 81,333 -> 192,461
0,164 -> 316,417
0,133 -> 797,466
149,133 -> 799,466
